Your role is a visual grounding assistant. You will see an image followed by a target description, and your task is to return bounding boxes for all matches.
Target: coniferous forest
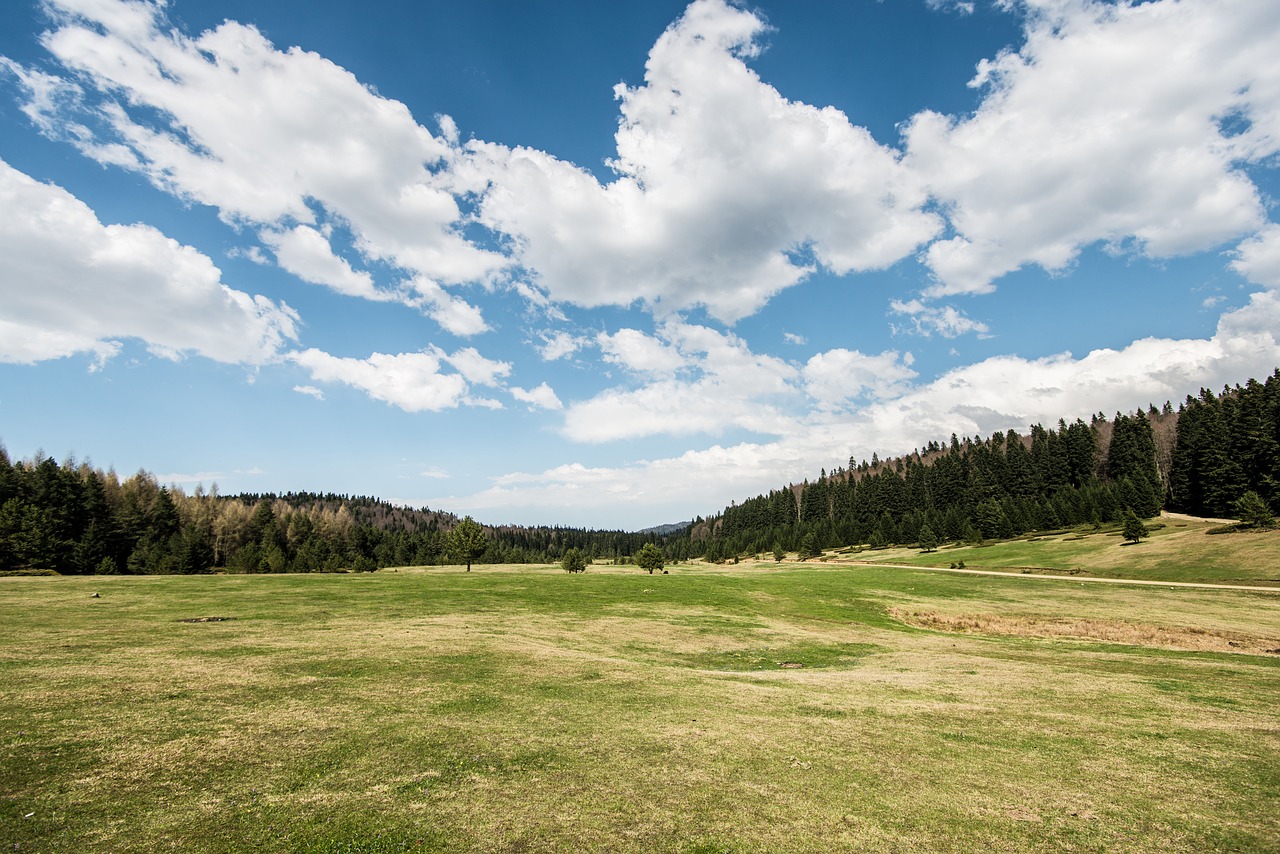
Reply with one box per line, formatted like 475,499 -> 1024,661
2,370 -> 1277,575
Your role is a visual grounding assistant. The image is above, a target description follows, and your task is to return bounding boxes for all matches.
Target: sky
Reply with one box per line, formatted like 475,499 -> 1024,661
1,0 -> 1279,531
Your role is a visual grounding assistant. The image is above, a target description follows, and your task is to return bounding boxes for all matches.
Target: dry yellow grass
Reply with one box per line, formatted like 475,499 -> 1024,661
891,607 -> 1280,655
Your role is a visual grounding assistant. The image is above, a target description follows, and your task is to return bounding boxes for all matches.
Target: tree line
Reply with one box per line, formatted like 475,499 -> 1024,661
0,461 -> 662,575
2,369 -> 1276,574
678,369 -> 1279,560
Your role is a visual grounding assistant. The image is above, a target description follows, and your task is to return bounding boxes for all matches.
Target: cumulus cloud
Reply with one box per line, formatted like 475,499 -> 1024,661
536,330 -> 583,361
564,321 -> 798,443
466,0 -> 939,323
889,299 -> 991,339
291,348 -> 474,412
261,225 -> 382,300
1232,223 -> 1280,288
802,349 -> 917,406
510,382 -> 564,411
10,0 -> 504,320
906,0 -> 1280,296
446,301 -> 1280,527
403,276 -> 489,337
596,328 -> 686,375
440,346 -> 511,386
0,158 -> 297,366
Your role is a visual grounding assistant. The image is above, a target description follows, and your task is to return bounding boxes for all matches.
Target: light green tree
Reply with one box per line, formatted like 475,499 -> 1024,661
772,542 -> 785,562
561,548 -> 587,574
636,542 -> 665,574
447,516 -> 488,572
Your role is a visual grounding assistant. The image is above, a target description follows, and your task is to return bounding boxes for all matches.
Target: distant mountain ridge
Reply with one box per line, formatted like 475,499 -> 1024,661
636,521 -> 691,536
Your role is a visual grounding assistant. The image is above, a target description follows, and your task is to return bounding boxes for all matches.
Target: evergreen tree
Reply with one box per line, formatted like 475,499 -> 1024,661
1235,491 -> 1275,529
1122,508 -> 1149,544
561,548 -> 587,573
918,524 -> 939,553
636,542 -> 665,574
447,516 -> 488,571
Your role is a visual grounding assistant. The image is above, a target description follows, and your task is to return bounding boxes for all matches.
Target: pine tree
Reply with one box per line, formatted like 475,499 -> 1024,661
561,547 -> 587,574
447,516 -> 488,572
636,542 -> 664,574
1122,508 -> 1149,544
1235,491 -> 1275,529
918,524 -> 939,553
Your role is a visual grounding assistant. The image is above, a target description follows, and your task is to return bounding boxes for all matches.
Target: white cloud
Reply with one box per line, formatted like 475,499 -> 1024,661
802,349 -> 917,406
596,328 -> 686,375
563,321 -> 798,443
906,0 -> 1280,295
289,348 -> 469,412
440,346 -> 511,386
1232,223 -> 1280,288
404,276 -> 489,337
889,299 -> 991,338
445,300 -> 1280,527
510,382 -> 564,411
467,0 -> 939,323
0,158 -> 297,366
289,344 -> 517,411
783,332 -> 807,346
420,467 -> 450,479
293,384 -> 325,400
261,225 -> 382,300
14,0 -> 505,299
536,330 -> 583,361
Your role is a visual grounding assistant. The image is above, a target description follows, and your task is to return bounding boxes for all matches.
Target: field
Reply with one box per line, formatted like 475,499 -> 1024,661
2,524 -> 1279,851
832,512 -> 1280,587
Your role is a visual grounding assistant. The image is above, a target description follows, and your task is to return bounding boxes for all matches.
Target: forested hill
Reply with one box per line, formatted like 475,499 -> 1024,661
678,370 -> 1280,561
0,471 -> 661,575
2,370 -> 1276,574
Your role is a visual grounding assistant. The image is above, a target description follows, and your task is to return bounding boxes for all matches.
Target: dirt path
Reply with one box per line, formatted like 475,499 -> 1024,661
855,562 -> 1280,593
1161,510 -> 1239,526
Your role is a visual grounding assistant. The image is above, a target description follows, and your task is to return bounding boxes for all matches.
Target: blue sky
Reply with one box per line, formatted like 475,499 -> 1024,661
2,0 -> 1279,530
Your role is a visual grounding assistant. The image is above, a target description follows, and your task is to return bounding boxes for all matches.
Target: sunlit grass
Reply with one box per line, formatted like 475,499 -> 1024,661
1,557 -> 1278,851
821,513 -> 1280,586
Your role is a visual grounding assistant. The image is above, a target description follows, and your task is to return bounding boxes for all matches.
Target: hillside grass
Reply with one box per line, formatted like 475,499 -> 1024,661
821,512 -> 1280,586
2,554 -> 1278,852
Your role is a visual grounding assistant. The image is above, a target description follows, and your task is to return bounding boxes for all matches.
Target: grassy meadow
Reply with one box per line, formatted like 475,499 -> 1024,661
834,512 -> 1280,587
2,525 -> 1279,851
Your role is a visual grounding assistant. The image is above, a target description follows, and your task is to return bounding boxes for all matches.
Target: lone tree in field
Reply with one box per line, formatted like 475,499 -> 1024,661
1235,491 -> 1276,529
561,548 -> 587,574
447,515 -> 488,571
636,542 -> 665,574
1121,508 -> 1149,544
918,524 -> 939,553
772,542 -> 785,562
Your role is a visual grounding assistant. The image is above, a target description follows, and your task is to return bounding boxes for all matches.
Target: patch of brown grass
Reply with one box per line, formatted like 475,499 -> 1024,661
891,607 -> 1280,655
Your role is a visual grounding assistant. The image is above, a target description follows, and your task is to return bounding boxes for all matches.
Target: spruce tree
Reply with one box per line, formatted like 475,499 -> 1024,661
918,525 -> 939,553
1122,508 -> 1149,544
447,516 -> 488,572
636,542 -> 664,574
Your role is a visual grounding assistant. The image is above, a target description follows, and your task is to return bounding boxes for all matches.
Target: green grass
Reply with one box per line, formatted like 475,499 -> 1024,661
844,513 -> 1280,586
1,558 -> 1278,852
